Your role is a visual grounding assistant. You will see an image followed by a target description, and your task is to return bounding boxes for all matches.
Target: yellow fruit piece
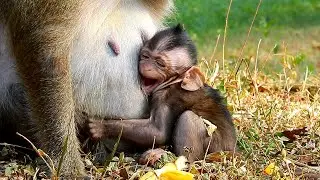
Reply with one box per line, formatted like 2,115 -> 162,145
139,171 -> 158,180
160,170 -> 194,180
155,163 -> 177,176
141,157 -> 192,180
264,162 -> 279,175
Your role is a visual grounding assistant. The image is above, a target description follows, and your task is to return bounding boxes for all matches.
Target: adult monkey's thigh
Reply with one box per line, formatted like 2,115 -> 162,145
0,1 -> 84,177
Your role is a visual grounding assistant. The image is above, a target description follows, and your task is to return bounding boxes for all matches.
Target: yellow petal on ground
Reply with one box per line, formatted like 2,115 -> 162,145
139,171 -> 158,180
160,170 -> 194,180
263,162 -> 279,175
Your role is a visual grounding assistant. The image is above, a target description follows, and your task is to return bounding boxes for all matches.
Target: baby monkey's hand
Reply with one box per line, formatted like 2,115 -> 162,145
88,119 -> 107,140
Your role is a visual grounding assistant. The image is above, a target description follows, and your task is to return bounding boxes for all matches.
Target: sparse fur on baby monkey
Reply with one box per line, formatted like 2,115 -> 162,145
89,24 -> 237,163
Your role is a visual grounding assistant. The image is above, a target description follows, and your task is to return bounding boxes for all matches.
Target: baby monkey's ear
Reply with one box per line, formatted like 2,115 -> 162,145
174,23 -> 185,33
181,66 -> 205,91
141,32 -> 149,45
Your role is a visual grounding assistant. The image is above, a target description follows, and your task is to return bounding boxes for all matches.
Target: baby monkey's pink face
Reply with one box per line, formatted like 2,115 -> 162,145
138,24 -> 197,94
139,46 -> 192,94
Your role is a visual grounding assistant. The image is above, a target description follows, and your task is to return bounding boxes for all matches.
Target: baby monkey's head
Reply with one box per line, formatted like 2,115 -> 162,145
139,24 -> 197,93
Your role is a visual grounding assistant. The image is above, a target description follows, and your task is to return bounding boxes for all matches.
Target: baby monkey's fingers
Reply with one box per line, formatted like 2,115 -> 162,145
88,119 -> 107,140
139,148 -> 166,166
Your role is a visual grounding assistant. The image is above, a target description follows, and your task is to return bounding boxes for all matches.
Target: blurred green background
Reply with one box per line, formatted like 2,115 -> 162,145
168,0 -> 320,75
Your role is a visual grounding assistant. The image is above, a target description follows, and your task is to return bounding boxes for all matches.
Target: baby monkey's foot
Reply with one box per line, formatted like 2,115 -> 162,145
139,148 -> 166,166
88,119 -> 106,140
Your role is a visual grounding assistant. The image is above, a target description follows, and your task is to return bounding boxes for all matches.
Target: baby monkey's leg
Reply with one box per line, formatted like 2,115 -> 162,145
140,111 -> 209,164
172,111 -> 208,162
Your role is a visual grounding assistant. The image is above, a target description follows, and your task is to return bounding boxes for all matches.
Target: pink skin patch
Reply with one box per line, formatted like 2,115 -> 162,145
139,48 -> 191,94
165,47 -> 191,72
108,40 -> 120,56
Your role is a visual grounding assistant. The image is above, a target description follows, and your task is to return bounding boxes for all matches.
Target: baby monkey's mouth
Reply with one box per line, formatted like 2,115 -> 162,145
141,77 -> 161,94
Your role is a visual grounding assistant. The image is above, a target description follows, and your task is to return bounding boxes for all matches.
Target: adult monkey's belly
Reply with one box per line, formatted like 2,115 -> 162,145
71,1 -> 166,119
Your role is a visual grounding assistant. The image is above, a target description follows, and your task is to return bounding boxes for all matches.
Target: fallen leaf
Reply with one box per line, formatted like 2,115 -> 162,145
119,168 -> 129,179
297,155 -> 314,164
205,151 -> 241,162
249,82 -> 271,93
282,127 -> 308,142
202,118 -> 217,136
189,165 -> 200,175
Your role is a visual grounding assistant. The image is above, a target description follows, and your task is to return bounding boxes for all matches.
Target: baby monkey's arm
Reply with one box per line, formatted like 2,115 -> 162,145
88,104 -> 176,147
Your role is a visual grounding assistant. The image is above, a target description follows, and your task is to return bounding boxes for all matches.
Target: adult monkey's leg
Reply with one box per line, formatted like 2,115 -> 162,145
4,0 -> 85,177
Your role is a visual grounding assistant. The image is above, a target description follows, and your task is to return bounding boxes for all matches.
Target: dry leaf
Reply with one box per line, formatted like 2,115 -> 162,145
205,151 -> 241,162
119,168 -> 129,179
202,118 -> 217,136
282,127 -> 308,142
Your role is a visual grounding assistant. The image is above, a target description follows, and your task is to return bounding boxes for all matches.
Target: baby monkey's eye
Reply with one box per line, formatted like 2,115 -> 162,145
156,59 -> 166,68
141,54 -> 149,59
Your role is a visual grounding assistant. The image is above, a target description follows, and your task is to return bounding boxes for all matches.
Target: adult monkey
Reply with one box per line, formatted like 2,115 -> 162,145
0,0 -> 173,178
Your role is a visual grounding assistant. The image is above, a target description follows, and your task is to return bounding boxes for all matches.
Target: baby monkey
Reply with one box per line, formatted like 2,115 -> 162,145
89,24 -> 236,162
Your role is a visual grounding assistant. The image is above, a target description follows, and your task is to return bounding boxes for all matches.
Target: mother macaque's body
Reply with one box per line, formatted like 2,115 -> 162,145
0,0 -> 172,177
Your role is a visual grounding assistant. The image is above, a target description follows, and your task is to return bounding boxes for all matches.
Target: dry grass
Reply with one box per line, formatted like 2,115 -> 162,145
197,57 -> 320,179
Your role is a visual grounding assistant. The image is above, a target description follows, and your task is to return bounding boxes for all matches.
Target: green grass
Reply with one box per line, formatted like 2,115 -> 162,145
169,0 -> 320,41
167,0 -> 320,77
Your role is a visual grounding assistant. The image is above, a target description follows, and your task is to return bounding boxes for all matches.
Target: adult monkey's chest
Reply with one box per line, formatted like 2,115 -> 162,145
70,0 -> 160,119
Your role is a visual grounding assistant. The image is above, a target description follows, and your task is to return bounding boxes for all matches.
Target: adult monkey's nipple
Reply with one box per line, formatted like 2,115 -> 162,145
108,39 -> 120,56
